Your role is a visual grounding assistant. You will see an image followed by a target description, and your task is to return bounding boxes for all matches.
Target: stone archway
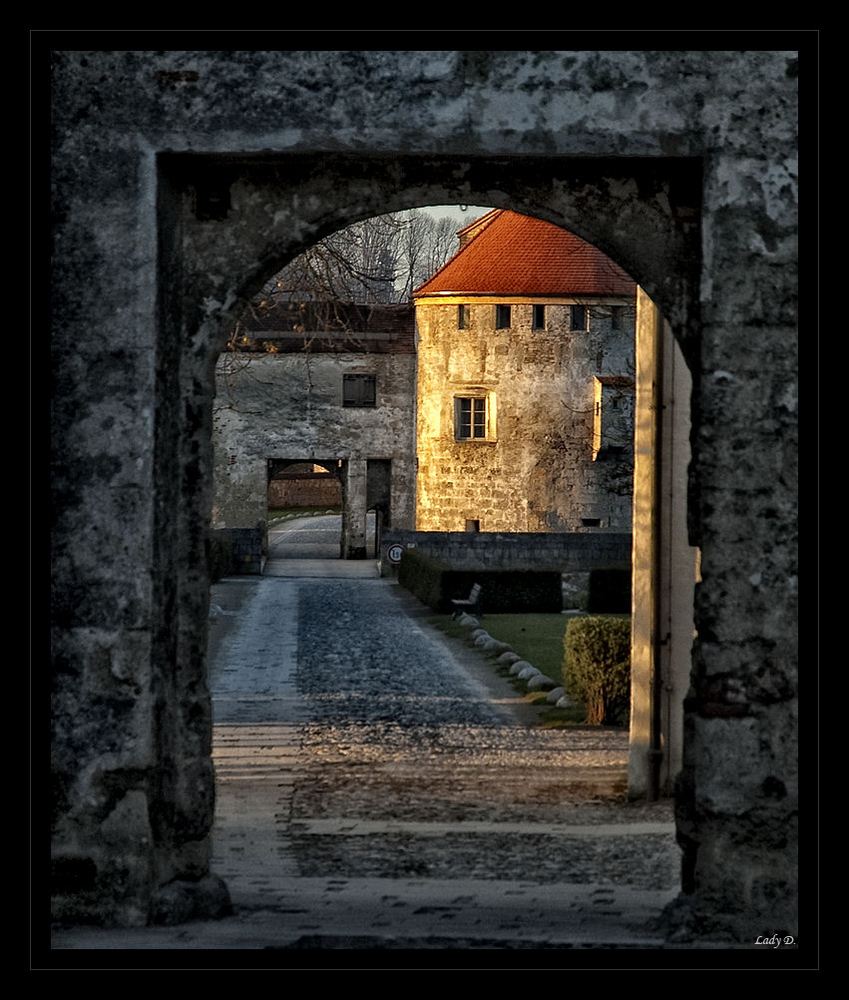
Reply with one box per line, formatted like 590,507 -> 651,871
158,149 -> 701,882
50,49 -> 799,943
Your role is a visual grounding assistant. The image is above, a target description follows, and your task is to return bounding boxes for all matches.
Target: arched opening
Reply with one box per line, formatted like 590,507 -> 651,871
47,49 -> 800,946
153,152 -> 702,936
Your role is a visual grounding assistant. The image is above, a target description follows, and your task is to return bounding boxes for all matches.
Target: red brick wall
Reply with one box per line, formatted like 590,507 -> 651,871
268,475 -> 342,508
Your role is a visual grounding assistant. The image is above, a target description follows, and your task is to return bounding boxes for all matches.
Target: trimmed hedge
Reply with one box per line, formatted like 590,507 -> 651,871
562,615 -> 631,725
398,547 -> 562,613
397,549 -> 448,609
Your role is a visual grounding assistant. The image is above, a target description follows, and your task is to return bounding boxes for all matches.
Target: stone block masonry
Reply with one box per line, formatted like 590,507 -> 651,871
213,525 -> 265,575
48,46 -> 801,944
381,530 -> 631,575
415,294 -> 635,535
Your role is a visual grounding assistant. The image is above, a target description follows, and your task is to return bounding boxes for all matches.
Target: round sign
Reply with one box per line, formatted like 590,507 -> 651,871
387,543 -> 404,564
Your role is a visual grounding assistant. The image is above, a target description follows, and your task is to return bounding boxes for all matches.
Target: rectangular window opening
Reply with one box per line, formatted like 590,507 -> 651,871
610,305 -> 624,330
343,373 -> 377,407
532,304 -> 546,330
455,396 -> 487,440
495,304 -> 511,329
570,304 -> 587,331
458,304 -> 467,329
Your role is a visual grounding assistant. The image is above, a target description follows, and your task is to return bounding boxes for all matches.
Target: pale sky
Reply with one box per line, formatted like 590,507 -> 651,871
420,204 -> 494,229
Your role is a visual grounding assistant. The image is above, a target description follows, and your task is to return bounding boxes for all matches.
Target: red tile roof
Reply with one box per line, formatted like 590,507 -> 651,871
412,210 -> 636,298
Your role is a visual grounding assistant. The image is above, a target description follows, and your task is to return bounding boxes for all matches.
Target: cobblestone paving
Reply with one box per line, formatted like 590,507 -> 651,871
203,561 -> 680,948
52,549 -> 681,952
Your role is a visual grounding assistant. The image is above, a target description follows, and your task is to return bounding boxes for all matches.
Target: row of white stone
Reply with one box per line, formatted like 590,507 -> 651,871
454,613 -> 575,710
269,509 -> 339,525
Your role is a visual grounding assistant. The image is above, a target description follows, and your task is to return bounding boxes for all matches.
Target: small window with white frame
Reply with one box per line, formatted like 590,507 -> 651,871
454,393 -> 496,441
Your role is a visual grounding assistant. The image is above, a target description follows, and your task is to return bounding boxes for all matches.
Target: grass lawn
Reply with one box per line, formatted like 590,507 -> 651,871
430,612 -> 583,725
481,612 -> 630,684
476,614 -> 570,684
429,610 -> 631,728
429,612 -> 581,685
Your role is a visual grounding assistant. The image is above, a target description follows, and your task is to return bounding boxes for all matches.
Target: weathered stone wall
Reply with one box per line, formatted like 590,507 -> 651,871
212,350 -> 416,535
381,529 -> 631,574
212,524 -> 265,576
415,297 -> 635,532
49,46 -> 800,941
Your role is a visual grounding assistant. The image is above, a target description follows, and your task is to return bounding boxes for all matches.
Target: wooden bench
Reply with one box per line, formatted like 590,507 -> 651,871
451,583 -> 482,619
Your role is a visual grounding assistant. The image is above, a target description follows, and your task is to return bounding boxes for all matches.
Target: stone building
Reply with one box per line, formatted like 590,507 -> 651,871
413,210 -> 636,533
212,301 -> 417,560
48,47 -> 802,945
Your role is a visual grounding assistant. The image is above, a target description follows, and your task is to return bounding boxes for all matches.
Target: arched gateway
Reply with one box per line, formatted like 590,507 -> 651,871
49,48 -> 800,943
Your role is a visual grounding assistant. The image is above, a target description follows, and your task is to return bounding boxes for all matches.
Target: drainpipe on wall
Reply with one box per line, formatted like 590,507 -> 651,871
648,302 -> 665,801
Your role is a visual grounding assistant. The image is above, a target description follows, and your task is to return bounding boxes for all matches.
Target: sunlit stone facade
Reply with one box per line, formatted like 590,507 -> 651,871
413,209 -> 637,534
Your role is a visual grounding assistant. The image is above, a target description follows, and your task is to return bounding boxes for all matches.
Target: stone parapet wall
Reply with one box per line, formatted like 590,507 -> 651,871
381,529 -> 631,574
212,526 -> 265,575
